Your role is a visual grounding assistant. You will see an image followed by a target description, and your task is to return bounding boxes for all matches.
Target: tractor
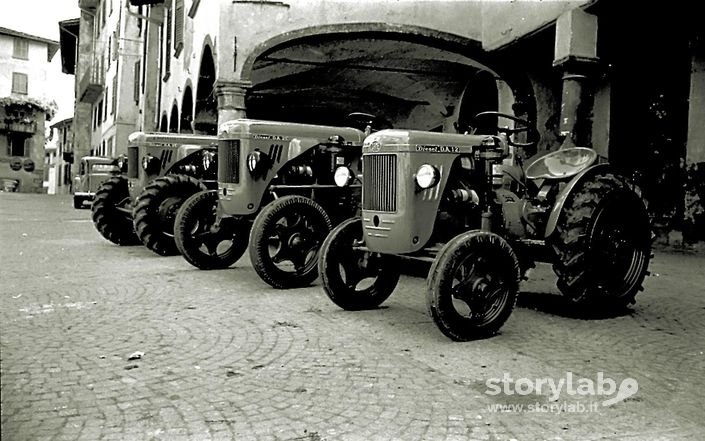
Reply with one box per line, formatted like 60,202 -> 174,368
318,111 -> 652,341
91,132 -> 217,254
73,155 -> 122,209
174,114 -> 380,289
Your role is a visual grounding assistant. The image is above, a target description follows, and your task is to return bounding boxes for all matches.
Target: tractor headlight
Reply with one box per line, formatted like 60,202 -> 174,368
141,154 -> 160,175
202,151 -> 215,171
246,150 -> 270,177
415,164 -> 440,189
334,166 -> 354,187
116,156 -> 126,172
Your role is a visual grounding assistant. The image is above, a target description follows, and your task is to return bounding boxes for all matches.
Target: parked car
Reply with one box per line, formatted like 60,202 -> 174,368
73,156 -> 122,209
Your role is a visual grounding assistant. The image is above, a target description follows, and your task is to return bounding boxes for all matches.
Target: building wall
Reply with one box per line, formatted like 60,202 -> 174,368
0,31 -> 56,192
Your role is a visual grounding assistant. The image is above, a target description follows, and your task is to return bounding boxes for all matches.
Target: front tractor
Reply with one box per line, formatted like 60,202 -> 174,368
319,112 -> 652,341
174,116 -> 375,289
91,132 -> 217,254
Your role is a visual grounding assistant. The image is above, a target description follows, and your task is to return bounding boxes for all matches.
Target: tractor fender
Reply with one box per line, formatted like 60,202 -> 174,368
543,163 -> 615,239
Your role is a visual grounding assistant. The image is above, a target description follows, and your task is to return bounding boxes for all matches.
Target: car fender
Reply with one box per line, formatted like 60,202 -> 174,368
544,163 -> 615,239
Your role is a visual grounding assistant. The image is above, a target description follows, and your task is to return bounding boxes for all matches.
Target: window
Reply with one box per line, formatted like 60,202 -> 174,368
173,0 -> 184,58
8,135 -> 27,157
13,38 -> 29,59
11,73 -> 28,95
97,100 -> 103,126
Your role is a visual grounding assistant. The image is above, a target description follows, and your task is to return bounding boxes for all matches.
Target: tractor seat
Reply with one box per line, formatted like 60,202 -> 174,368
525,147 -> 598,180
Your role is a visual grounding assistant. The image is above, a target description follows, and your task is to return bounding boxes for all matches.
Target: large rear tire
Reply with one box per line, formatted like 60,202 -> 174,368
249,195 -> 332,289
319,218 -> 400,310
174,190 -> 250,269
91,177 -> 139,246
427,230 -> 520,341
133,175 -> 206,256
549,173 -> 652,308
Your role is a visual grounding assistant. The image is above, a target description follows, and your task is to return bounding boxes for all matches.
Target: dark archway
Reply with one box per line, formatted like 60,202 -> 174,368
240,25 -> 535,132
181,84 -> 194,133
194,43 -> 217,135
169,103 -> 179,133
457,70 -> 500,134
159,113 -> 168,132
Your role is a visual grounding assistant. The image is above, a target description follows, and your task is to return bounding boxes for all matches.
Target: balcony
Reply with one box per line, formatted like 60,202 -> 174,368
0,121 -> 38,134
79,68 -> 104,104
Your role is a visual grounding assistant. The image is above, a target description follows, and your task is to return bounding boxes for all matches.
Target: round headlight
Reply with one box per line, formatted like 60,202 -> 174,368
247,151 -> 261,173
334,166 -> 353,187
415,164 -> 439,189
117,158 -> 125,170
202,151 -> 214,171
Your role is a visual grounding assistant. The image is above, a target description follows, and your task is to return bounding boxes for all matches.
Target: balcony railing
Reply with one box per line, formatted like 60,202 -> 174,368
78,67 -> 104,104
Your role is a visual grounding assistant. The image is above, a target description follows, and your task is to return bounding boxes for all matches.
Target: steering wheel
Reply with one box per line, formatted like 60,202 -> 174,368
471,111 -> 538,149
345,112 -> 391,134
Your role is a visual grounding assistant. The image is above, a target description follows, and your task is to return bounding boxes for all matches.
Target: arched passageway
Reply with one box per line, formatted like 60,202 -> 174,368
241,27 -> 534,133
159,113 -> 168,133
169,103 -> 179,133
194,45 -> 217,135
181,85 -> 194,134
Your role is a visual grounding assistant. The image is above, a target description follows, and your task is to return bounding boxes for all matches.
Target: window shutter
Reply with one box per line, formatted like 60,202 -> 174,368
174,0 -> 184,57
13,38 -> 29,59
12,73 -> 28,95
111,74 -> 118,115
134,61 -> 141,103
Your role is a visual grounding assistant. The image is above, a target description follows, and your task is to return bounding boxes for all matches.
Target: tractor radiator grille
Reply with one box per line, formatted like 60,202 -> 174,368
363,154 -> 397,212
127,146 -> 139,179
217,139 -> 240,184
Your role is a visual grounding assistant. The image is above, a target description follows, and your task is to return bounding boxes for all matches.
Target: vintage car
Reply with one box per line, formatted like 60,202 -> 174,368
73,156 -> 121,209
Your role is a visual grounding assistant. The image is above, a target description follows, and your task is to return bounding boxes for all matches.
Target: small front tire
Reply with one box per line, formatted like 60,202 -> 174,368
319,218 -> 400,310
174,190 -> 250,270
249,195 -> 332,289
427,230 -> 520,341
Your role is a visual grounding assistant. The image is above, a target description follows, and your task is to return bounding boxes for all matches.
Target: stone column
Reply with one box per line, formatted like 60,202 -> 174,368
553,9 -> 599,149
686,40 -> 705,164
140,5 -> 164,132
215,80 -> 252,125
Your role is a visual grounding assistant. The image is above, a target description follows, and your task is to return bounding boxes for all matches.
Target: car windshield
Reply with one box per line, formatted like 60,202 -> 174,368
91,164 -> 119,173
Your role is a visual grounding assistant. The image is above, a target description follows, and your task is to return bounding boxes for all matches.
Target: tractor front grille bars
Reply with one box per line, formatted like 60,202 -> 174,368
362,154 -> 397,212
217,139 -> 240,184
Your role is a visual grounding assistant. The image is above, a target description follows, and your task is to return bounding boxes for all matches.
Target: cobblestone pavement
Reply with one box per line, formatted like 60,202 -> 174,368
1,193 -> 704,441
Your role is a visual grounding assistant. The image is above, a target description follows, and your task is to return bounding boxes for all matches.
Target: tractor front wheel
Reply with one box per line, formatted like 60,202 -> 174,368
174,190 -> 250,269
91,177 -> 139,246
249,195 -> 332,289
427,230 -> 520,341
133,175 -> 206,256
549,173 -> 651,308
319,218 -> 400,310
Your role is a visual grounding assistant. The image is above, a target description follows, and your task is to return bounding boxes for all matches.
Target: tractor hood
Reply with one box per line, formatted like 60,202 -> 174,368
219,119 -> 365,147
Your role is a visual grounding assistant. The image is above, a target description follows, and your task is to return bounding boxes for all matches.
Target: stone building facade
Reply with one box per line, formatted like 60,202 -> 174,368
69,0 -> 705,241
0,27 -> 59,193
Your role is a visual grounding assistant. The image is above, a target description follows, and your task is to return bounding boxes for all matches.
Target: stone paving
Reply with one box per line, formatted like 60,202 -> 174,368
1,193 -> 704,440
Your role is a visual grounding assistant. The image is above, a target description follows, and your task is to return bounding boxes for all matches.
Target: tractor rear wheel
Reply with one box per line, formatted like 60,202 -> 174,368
249,195 -> 332,289
427,230 -> 520,341
174,190 -> 250,269
91,177 -> 139,246
133,175 -> 206,256
549,173 -> 652,308
319,218 -> 400,310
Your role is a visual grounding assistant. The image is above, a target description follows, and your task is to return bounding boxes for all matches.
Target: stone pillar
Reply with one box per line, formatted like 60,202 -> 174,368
140,5 -> 164,132
553,8 -> 599,149
215,80 -> 252,126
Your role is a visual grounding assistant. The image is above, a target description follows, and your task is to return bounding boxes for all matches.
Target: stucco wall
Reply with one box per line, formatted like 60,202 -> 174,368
218,0 -> 484,80
480,0 -> 590,51
0,35 -> 52,99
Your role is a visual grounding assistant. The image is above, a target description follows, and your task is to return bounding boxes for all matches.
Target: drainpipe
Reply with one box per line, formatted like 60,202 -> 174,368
553,8 -> 599,149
